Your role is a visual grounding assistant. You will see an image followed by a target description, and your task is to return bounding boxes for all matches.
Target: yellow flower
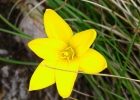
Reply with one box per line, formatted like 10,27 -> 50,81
28,9 -> 107,98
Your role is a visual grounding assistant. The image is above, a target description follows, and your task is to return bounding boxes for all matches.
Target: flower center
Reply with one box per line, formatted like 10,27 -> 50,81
60,46 -> 75,60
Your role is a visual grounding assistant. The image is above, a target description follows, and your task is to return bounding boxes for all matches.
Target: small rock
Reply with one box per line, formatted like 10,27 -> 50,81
0,49 -> 8,55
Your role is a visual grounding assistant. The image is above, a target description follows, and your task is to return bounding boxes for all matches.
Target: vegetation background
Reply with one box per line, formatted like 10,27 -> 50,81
0,0 -> 140,100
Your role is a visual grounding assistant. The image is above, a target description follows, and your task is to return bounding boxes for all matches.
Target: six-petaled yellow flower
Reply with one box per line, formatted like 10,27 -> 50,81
28,9 -> 107,98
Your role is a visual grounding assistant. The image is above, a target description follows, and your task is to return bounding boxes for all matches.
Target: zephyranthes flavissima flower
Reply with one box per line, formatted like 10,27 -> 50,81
28,9 -> 107,98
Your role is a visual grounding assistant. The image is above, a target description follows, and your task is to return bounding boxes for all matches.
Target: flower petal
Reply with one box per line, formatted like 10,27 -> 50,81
79,49 -> 107,74
55,58 -> 79,98
44,9 -> 73,44
70,29 -> 96,57
29,60 -> 57,91
28,38 -> 67,60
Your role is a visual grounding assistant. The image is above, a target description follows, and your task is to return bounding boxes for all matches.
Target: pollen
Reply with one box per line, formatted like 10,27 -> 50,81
60,46 -> 75,60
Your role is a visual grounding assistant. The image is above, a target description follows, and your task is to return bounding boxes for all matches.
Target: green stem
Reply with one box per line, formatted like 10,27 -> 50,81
0,56 -> 38,66
0,28 -> 33,40
0,14 -> 32,37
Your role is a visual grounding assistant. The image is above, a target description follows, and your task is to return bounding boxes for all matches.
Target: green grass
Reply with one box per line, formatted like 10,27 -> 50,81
1,0 -> 140,99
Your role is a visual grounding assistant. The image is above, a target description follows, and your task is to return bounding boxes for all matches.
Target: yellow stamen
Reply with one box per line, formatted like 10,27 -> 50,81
60,46 -> 75,60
